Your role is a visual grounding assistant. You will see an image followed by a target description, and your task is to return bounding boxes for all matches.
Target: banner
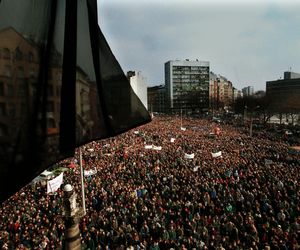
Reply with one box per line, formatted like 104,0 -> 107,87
181,127 -> 186,131
170,138 -> 175,143
84,169 -> 97,177
145,145 -> 153,149
193,166 -> 200,172
211,151 -> 222,158
153,146 -> 162,151
47,173 -> 64,194
184,153 -> 195,159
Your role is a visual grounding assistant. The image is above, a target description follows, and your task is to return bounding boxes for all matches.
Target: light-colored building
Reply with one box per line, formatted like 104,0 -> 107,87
127,71 -> 148,110
165,59 -> 209,113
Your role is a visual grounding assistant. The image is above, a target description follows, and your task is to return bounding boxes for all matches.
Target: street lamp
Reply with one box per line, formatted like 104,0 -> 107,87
249,105 -> 260,137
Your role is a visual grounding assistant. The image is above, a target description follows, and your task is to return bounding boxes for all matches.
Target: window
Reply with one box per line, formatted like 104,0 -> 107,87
15,47 -> 23,60
18,66 -> 24,78
4,65 -> 11,77
0,82 -> 4,96
47,84 -> 53,96
18,81 -> 28,97
3,48 -> 10,59
0,124 -> 8,137
28,52 -> 34,62
8,104 -> 15,117
0,102 -> 6,116
29,68 -> 35,78
47,101 -> 54,112
7,84 -> 14,97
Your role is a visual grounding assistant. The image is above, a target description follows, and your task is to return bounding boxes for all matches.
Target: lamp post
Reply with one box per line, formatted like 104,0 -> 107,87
249,106 -> 260,137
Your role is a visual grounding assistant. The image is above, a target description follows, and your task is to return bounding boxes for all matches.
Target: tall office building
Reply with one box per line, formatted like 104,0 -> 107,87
165,59 -> 209,113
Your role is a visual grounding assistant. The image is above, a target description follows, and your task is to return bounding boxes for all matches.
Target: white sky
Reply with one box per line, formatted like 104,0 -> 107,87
98,0 -> 300,91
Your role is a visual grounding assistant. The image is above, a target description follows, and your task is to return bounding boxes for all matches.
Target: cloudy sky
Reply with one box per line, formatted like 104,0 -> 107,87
98,0 -> 300,91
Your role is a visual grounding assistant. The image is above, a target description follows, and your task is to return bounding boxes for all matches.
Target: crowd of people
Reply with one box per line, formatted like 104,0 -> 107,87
0,115 -> 299,249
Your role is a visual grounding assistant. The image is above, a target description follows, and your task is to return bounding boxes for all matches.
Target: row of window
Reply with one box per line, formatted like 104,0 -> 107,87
0,100 -> 58,117
1,65 -> 37,78
0,47 -> 34,62
0,81 -> 61,98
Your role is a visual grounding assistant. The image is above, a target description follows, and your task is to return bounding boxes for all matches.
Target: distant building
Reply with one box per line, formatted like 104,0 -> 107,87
266,71 -> 300,113
165,59 -> 209,113
233,88 -> 243,100
127,71 -> 148,110
284,71 -> 300,80
147,85 -> 166,113
253,90 -> 265,98
209,72 -> 234,111
242,86 -> 254,96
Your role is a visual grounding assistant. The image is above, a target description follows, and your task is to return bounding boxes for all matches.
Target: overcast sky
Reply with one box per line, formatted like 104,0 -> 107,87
98,0 -> 300,91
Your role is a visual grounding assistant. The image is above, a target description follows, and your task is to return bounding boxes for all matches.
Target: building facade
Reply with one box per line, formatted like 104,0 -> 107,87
242,86 -> 254,96
127,71 -> 148,110
209,72 -> 235,111
266,71 -> 300,113
165,59 -> 209,113
147,85 -> 166,113
0,27 -> 99,160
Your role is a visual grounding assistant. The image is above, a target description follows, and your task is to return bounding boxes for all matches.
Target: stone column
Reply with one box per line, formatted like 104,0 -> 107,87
63,184 -> 81,250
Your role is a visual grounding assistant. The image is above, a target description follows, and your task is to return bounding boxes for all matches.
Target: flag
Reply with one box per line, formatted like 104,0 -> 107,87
47,173 -> 64,194
0,0 -> 151,203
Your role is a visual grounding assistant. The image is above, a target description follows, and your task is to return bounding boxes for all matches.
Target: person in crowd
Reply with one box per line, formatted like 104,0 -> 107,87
0,115 -> 299,249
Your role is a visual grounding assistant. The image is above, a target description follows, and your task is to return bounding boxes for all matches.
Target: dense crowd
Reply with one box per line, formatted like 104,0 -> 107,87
0,115 -> 299,249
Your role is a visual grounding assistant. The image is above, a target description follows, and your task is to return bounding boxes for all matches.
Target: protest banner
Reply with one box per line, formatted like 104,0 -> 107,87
153,146 -> 162,151
47,173 -> 63,194
211,151 -> 222,158
84,169 -> 97,177
184,153 -> 195,159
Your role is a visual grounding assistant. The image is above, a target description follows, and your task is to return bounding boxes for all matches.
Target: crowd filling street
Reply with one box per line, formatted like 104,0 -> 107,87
0,115 -> 300,249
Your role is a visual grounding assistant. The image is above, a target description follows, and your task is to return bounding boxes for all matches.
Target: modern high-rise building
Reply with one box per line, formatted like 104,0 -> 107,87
242,86 -> 254,96
165,59 -> 209,113
266,71 -> 300,113
127,71 -> 148,110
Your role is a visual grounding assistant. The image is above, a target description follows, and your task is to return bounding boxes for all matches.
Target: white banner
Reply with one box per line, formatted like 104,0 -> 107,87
84,169 -> 97,177
133,130 -> 139,135
184,153 -> 194,159
211,151 -> 222,158
193,166 -> 200,172
47,173 -> 63,194
180,127 -> 186,131
145,145 -> 153,149
170,138 -> 175,143
153,145 -> 162,151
